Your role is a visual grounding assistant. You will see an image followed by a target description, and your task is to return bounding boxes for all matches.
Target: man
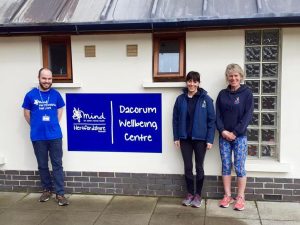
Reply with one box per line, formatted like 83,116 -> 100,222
22,68 -> 69,206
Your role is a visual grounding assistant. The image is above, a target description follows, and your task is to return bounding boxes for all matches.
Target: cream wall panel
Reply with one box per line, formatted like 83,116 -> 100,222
0,36 -> 42,170
0,30 -> 299,178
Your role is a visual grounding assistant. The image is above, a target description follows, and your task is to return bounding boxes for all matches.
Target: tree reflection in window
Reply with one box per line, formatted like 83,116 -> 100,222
250,113 -> 259,126
262,97 -> 276,110
245,80 -> 260,94
262,80 -> 277,94
262,63 -> 278,77
247,129 -> 259,142
262,129 -> 275,143
248,145 -> 258,157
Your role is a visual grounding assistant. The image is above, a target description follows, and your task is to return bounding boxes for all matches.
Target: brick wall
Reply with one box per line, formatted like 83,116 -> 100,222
0,170 -> 299,201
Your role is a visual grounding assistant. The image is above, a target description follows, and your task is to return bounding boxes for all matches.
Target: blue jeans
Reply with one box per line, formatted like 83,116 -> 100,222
32,139 -> 65,195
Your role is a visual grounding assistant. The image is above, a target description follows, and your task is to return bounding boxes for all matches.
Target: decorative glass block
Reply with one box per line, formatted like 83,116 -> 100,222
245,47 -> 261,62
262,113 -> 276,126
254,96 -> 259,110
245,64 -> 260,78
262,80 -> 277,94
245,80 -> 260,94
262,129 -> 276,142
262,30 -> 279,45
250,112 -> 259,126
262,96 -> 277,110
248,145 -> 258,157
245,30 -> 261,45
244,29 -> 280,159
247,129 -> 259,142
262,46 -> 278,62
261,145 -> 276,157
262,63 -> 278,77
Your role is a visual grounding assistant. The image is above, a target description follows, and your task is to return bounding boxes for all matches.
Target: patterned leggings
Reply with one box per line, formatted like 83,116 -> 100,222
219,136 -> 248,177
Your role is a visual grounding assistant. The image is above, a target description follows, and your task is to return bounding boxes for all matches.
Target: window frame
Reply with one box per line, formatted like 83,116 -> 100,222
42,36 -> 73,83
153,33 -> 186,82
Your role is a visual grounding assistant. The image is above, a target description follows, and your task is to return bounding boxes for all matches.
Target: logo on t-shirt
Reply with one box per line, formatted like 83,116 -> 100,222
234,97 -> 240,105
34,99 -> 55,110
34,99 -> 48,105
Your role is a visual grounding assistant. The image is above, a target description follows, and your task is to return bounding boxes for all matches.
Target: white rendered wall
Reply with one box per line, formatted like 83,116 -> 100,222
280,28 -> 300,170
0,30 -> 299,178
0,36 -> 42,170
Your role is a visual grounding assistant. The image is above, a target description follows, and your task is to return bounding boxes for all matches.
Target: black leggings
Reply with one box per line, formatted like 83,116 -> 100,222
180,139 -> 207,195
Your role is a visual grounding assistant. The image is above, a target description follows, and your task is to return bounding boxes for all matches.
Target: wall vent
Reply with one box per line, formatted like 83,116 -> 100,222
127,44 -> 138,57
85,45 -> 96,57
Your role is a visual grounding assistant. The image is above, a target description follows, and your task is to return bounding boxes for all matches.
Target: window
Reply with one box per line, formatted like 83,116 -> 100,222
244,29 -> 280,158
42,36 -> 72,82
153,33 -> 185,82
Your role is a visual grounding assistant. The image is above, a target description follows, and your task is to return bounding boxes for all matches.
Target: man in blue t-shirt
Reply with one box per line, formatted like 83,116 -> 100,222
22,68 -> 69,206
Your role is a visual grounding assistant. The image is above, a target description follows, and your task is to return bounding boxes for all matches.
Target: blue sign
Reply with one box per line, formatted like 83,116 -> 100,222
66,93 -> 162,153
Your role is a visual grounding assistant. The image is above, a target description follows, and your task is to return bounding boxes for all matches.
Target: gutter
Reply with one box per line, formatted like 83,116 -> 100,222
1,16 -> 300,35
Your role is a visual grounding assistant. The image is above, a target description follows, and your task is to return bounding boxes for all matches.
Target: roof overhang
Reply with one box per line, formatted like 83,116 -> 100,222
1,16 -> 300,35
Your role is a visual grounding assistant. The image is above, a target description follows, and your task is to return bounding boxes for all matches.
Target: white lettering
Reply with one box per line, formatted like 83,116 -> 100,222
124,133 -> 152,142
73,125 -> 106,133
118,119 -> 157,130
119,105 -> 156,114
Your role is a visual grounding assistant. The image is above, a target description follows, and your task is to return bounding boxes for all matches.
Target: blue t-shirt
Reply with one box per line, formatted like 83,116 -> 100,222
22,88 -> 65,141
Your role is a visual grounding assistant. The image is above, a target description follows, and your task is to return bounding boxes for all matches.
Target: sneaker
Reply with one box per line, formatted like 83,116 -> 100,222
191,194 -> 202,208
56,195 -> 69,206
219,195 -> 234,208
182,193 -> 194,206
234,196 -> 245,211
39,190 -> 52,202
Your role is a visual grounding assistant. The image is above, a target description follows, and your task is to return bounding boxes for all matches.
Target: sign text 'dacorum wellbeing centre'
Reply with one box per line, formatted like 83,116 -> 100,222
66,93 -> 162,153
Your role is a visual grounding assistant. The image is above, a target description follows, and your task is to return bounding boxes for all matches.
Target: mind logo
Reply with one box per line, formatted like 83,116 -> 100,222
72,107 -> 83,122
72,107 -> 106,123
34,99 -> 39,105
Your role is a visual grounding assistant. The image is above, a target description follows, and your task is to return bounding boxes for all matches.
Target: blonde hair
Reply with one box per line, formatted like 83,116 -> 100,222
225,63 -> 244,82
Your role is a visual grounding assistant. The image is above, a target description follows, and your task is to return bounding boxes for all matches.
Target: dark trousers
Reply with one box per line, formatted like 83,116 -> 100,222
32,139 -> 65,195
180,139 -> 207,195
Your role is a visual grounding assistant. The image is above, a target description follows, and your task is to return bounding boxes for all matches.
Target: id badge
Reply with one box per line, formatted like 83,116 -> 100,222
42,115 -> 50,122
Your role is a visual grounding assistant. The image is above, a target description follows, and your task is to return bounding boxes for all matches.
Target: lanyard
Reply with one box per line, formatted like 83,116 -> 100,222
38,87 -> 50,103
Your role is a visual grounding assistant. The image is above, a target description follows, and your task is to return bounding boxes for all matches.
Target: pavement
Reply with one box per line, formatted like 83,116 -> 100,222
0,192 -> 299,225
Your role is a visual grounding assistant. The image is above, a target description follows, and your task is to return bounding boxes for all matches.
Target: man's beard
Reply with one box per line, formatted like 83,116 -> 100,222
39,82 -> 52,91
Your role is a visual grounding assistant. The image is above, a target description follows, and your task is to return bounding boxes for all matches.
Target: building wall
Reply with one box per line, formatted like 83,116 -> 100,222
0,29 -> 300,200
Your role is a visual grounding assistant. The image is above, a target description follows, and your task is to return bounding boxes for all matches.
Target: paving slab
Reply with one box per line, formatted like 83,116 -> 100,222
257,202 -> 300,221
65,194 -> 112,212
154,197 -> 205,215
206,217 -> 261,225
0,209 -> 50,225
41,210 -> 100,225
0,192 -> 27,208
149,213 -> 205,225
262,220 -> 300,225
103,196 -> 157,215
95,213 -> 151,225
10,193 -> 63,210
206,199 -> 259,219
